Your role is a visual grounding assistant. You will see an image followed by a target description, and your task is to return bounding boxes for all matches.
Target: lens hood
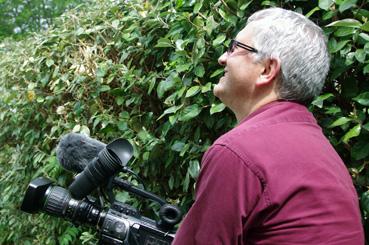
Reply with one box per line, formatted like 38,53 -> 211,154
21,177 -> 53,213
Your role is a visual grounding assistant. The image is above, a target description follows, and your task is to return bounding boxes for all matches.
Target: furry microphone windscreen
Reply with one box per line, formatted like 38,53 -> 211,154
56,133 -> 106,173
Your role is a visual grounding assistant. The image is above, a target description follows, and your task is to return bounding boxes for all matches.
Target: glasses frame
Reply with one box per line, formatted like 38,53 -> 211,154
228,39 -> 258,54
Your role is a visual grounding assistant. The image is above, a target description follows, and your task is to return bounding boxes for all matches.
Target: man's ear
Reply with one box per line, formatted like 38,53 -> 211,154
256,58 -> 281,86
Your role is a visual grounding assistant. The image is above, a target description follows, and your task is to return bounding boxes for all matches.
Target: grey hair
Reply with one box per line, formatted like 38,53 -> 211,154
247,8 -> 330,102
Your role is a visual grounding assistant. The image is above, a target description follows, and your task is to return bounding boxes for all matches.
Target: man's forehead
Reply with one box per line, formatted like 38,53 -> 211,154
235,24 -> 254,42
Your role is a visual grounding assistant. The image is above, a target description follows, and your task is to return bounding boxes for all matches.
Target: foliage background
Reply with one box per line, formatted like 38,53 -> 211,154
0,0 -> 83,41
1,0 -> 369,244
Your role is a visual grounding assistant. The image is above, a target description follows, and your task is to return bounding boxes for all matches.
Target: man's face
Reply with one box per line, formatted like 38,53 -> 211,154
214,24 -> 264,110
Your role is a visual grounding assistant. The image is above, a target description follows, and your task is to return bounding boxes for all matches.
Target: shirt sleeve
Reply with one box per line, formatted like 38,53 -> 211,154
172,144 -> 263,245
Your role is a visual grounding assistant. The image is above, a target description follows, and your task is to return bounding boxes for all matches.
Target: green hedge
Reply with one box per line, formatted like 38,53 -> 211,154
1,0 -> 368,244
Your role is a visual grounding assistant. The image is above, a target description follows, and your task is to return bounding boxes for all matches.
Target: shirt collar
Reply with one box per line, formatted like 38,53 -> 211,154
239,100 -> 303,125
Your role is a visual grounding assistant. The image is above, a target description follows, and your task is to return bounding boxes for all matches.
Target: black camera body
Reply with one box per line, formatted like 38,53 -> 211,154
21,137 -> 182,245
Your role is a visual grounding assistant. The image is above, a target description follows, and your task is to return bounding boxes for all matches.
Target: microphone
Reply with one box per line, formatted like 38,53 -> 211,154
56,133 -> 106,173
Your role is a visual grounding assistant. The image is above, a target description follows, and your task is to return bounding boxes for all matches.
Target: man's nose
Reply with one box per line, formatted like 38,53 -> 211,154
218,52 -> 227,66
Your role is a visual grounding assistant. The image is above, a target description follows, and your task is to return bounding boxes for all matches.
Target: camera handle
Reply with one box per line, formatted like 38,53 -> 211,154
105,176 -> 182,231
112,177 -> 166,206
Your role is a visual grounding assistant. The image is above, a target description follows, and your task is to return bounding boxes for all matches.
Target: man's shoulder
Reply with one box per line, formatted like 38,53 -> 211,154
214,101 -> 318,147
215,101 -> 320,141
211,101 -> 324,177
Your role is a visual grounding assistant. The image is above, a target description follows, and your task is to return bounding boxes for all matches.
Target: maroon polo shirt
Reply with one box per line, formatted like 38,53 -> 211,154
173,101 -> 364,245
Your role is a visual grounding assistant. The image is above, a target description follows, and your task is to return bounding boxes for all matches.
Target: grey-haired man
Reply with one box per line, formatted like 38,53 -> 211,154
173,8 -> 364,245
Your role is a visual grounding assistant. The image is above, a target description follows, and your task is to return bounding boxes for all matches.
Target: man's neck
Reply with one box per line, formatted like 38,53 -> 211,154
234,93 -> 279,123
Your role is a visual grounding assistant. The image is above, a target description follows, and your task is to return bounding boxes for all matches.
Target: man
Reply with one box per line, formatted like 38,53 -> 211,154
173,8 -> 364,245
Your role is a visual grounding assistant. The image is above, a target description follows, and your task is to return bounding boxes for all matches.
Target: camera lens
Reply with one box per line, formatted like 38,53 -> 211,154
43,186 -> 71,217
43,185 -> 102,226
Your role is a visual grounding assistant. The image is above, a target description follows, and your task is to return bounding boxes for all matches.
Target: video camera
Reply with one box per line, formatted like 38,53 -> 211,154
20,136 -> 182,244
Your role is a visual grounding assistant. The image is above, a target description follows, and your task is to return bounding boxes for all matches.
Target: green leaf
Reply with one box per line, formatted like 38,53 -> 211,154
363,122 -> 369,131
365,42 -> 369,53
218,9 -> 230,23
176,63 -> 192,73
194,1 -> 203,13
327,19 -> 362,28
212,34 -> 226,46
185,86 -> 201,98
205,16 -> 219,36
183,172 -> 190,192
357,9 -> 369,18
193,16 -> 204,28
361,21 -> 369,32
361,192 -> 369,214
210,103 -> 226,114
201,82 -> 212,93
175,39 -> 184,51
210,68 -> 223,78
352,140 -> 369,160
334,27 -> 356,37
323,10 -> 335,20
171,141 -> 185,152
328,39 -> 350,53
75,27 -> 85,35
311,93 -> 334,108
96,66 -> 107,78
261,1 -> 277,6
180,143 -> 190,157
157,75 -> 177,98
194,65 -> 205,78
319,0 -> 333,10
329,117 -> 352,128
179,104 -> 202,121
112,19 -> 120,29
116,192 -> 130,203
169,114 -> 178,125
158,105 -> 182,120
338,0 -> 357,13
306,7 -> 320,18
80,125 -> 90,136
155,38 -> 173,48
118,121 -> 128,131
354,49 -> 366,63
196,38 -> 205,49
345,52 -> 355,66
342,124 -> 361,143
325,106 -> 341,115
359,33 -> 369,42
240,1 -> 253,10
46,59 -> 54,67
353,92 -> 369,106
188,160 -> 200,178
176,0 -> 183,8
364,64 -> 369,74
148,77 -> 156,94
99,85 -> 110,92
168,176 -> 174,190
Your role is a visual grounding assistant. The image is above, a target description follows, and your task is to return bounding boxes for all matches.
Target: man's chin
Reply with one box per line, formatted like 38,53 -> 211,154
213,84 -> 224,99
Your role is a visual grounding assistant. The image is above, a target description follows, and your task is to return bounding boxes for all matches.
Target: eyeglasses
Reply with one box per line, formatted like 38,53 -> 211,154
227,39 -> 258,54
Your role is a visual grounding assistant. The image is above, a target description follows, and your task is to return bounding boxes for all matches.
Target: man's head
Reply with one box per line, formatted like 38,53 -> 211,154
214,8 -> 330,121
